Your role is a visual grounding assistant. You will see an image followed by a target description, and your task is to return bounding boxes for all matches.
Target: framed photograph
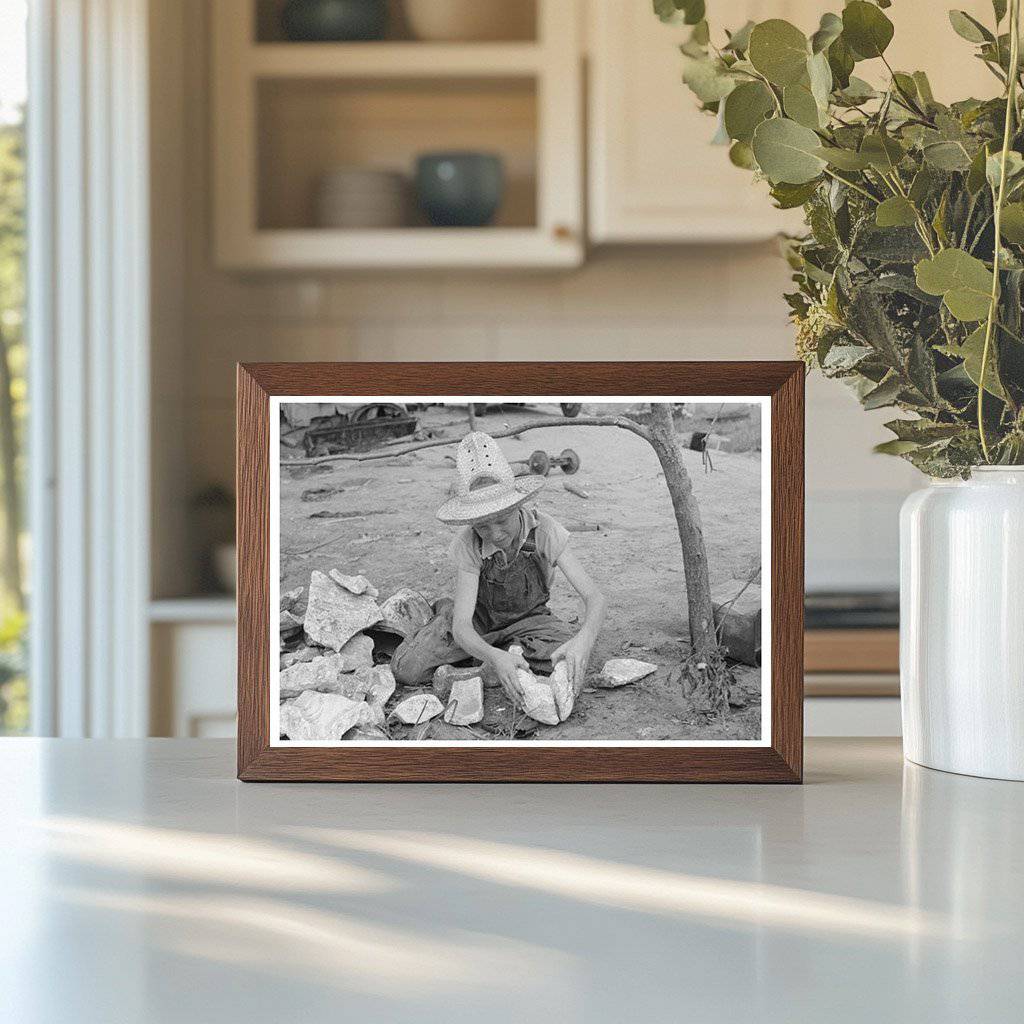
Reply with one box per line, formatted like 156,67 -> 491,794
237,362 -> 803,782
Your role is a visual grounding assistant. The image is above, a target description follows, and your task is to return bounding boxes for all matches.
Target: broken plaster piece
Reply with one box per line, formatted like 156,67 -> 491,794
303,570 -> 383,651
597,658 -> 657,688
443,676 -> 484,726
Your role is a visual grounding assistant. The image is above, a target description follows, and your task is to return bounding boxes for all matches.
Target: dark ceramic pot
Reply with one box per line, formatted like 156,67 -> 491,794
415,152 -> 505,227
280,0 -> 388,42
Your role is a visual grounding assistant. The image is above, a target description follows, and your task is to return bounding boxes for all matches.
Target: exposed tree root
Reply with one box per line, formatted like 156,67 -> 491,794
672,649 -> 737,720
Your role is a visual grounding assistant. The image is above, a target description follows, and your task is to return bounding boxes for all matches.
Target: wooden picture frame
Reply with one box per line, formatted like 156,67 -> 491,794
238,362 -> 804,782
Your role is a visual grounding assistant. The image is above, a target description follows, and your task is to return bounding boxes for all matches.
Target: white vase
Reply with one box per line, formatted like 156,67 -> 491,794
900,467 -> 1024,780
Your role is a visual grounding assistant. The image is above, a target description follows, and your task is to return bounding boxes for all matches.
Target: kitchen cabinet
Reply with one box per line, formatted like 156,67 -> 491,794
587,0 -> 999,244
588,1 -> 812,243
211,0 -> 584,269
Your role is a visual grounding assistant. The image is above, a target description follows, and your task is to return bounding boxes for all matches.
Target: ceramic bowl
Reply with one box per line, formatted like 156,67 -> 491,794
314,167 -> 409,228
403,0 -> 534,42
280,0 -> 388,42
414,152 -> 505,228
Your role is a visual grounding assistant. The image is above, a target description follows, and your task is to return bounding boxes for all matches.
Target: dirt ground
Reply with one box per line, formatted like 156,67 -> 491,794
279,402 -> 763,741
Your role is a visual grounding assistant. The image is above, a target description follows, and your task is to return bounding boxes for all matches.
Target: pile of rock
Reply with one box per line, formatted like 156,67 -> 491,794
278,565 -> 660,741
278,568 -> 434,742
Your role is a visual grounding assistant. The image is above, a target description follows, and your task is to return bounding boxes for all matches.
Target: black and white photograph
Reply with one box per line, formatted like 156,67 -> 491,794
270,397 -> 770,745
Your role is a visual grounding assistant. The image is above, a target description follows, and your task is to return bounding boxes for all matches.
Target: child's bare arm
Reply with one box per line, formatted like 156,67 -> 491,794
551,549 -> 607,692
451,569 -> 527,698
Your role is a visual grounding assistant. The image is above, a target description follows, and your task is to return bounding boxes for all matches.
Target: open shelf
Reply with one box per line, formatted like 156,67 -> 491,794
249,42 -> 544,77
257,76 -> 537,232
213,0 -> 581,268
254,0 -> 538,45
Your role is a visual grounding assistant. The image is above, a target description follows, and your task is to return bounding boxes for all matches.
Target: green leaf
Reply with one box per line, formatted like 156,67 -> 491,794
728,140 -> 758,169
770,179 -> 820,209
855,226 -> 929,263
923,141 -> 972,171
1000,202 -> 1024,242
959,325 -> 1007,398
842,1 -> 894,60
783,83 -> 822,128
846,284 -> 908,370
724,20 -> 755,53
814,145 -> 872,170
948,10 -> 993,44
986,150 -> 1024,190
993,0 -> 1008,24
892,72 -> 919,103
653,0 -> 676,23
654,0 -> 705,25
681,0 -> 705,25
912,71 -> 935,105
967,143 -> 993,193
908,335 -> 941,402
874,439 -> 921,455
810,12 -> 843,54
710,109 -> 731,145
827,35 -> 855,89
862,374 -> 902,409
689,20 -> 710,46
681,55 -> 736,103
884,418 -> 963,443
752,117 -> 827,184
932,190 -> 950,247
909,165 -> 936,205
860,133 -> 905,172
723,81 -> 775,143
820,341 -> 870,373
807,51 -> 833,110
915,249 -> 994,321
748,19 -> 810,87
836,75 -> 877,104
875,196 -> 918,228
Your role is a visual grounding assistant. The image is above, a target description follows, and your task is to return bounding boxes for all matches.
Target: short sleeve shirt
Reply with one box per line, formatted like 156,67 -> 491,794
447,507 -> 570,584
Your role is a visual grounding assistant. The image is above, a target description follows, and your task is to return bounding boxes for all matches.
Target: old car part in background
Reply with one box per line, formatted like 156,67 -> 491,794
510,448 -> 581,478
528,448 -> 581,477
300,403 -> 418,456
471,402 -> 583,417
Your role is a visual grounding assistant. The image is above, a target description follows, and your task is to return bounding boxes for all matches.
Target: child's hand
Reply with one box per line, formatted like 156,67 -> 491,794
487,648 -> 529,704
551,636 -> 593,696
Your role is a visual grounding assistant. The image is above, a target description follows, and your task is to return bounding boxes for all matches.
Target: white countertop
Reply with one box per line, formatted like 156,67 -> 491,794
1,738 -> 1021,1023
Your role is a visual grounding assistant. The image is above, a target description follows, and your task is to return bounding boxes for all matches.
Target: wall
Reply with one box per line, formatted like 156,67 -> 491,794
151,0 -> 919,598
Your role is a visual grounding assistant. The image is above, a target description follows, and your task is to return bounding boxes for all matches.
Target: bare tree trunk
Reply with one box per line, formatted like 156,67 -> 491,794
646,404 -> 715,657
0,325 -> 21,609
647,403 -> 732,714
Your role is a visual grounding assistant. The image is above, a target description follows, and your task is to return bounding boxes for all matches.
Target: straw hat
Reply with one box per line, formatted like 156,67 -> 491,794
436,432 -> 545,526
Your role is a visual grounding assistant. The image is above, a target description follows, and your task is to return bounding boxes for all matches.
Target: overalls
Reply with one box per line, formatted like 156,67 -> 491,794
391,526 -> 575,685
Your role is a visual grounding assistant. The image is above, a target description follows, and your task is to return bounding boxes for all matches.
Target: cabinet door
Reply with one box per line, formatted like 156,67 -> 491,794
588,1 -> 814,242
588,1 -> 1002,245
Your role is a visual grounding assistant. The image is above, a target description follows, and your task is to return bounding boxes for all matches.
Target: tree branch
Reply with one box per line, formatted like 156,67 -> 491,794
285,415 -> 657,466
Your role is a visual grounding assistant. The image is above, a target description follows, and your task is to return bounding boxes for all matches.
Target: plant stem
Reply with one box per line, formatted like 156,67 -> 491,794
880,54 -> 929,120
750,69 -> 783,116
979,0 -> 1021,462
821,167 -> 879,203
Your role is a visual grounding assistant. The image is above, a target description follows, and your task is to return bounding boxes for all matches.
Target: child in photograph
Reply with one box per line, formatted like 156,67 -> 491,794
392,432 -> 606,700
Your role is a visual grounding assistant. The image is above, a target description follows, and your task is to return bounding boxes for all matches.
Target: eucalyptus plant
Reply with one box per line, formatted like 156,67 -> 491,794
659,0 -> 1024,475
